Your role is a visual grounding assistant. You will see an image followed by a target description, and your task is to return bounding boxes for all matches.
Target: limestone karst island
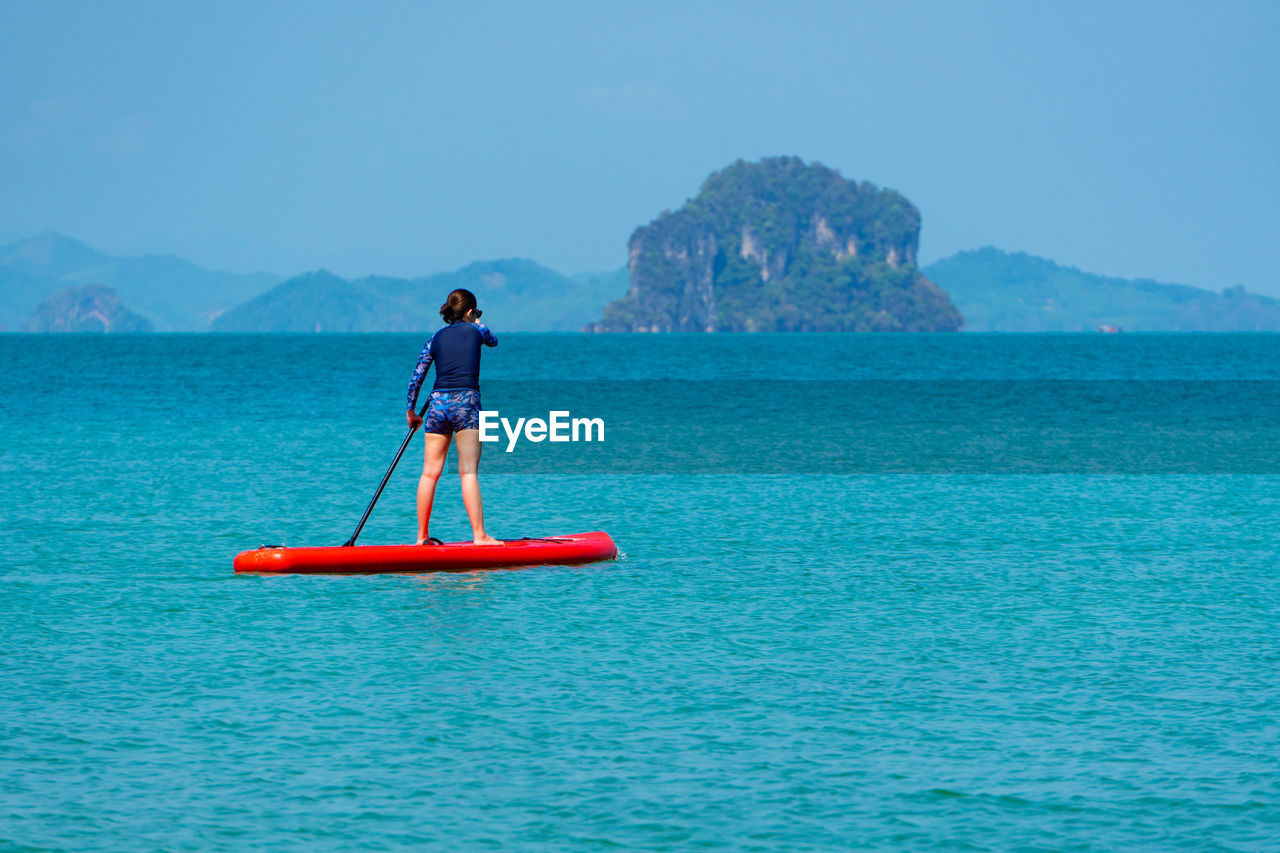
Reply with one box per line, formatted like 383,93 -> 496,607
590,157 -> 963,332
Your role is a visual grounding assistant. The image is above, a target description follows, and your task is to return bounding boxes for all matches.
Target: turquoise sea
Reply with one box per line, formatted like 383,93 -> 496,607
3,333 -> 1279,850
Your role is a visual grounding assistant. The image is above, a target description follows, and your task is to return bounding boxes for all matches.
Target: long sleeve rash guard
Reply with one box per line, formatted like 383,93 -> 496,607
406,321 -> 499,410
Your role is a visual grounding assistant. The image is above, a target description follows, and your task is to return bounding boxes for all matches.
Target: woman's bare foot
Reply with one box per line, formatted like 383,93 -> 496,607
473,533 -> 502,546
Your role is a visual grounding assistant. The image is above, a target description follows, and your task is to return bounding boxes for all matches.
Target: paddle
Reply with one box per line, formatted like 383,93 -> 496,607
343,398 -> 431,547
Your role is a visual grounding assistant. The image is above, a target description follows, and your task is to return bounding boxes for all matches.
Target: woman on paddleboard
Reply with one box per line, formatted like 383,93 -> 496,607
405,288 -> 501,546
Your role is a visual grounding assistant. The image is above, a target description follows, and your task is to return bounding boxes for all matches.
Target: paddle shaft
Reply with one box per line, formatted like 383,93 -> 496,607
343,399 -> 431,547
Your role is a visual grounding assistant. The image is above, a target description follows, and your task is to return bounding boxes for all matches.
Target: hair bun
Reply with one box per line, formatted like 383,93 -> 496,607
439,288 -> 479,324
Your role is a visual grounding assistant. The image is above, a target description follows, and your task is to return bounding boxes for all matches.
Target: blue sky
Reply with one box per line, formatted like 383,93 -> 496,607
1,0 -> 1277,292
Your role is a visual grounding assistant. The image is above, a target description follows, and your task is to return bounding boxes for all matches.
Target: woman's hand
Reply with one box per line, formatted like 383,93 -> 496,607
407,409 -> 423,428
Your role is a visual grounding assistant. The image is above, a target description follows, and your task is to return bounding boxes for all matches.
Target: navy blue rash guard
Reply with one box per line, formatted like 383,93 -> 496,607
406,321 -> 498,410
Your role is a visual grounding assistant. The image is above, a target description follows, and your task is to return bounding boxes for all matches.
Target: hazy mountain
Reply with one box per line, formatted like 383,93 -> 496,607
1,232 -> 110,277
211,270 -> 436,332
211,260 -> 629,332
25,285 -> 153,333
591,157 -> 962,332
0,266 -> 70,331
430,260 -> 626,331
925,247 -> 1280,331
0,233 -> 282,331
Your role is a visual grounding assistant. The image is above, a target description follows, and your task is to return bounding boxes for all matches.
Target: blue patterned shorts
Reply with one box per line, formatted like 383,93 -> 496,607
423,389 -> 481,435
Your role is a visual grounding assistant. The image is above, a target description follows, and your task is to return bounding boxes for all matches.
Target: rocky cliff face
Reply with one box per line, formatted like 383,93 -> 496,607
25,285 -> 153,333
590,157 -> 961,332
617,231 -> 720,332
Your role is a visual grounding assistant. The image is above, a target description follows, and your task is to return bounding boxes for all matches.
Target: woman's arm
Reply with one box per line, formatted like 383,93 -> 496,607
474,321 -> 498,347
406,340 -> 434,415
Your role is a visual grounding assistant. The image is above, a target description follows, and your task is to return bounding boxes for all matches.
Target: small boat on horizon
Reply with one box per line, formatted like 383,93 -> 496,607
1098,325 -> 1121,333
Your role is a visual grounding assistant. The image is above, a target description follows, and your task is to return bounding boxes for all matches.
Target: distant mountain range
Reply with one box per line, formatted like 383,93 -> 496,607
0,233 -> 280,332
0,233 -> 627,333
211,261 -> 627,332
925,248 -> 1280,332
4,232 -> 1279,333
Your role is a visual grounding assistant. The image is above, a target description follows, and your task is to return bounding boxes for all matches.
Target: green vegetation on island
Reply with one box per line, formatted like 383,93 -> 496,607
925,247 -> 1280,332
25,285 -> 153,333
590,157 -> 963,332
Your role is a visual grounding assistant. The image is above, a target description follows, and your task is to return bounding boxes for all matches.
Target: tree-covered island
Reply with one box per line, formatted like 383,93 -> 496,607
588,157 -> 963,332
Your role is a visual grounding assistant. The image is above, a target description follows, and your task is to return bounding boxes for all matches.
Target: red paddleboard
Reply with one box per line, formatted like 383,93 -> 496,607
234,531 -> 617,575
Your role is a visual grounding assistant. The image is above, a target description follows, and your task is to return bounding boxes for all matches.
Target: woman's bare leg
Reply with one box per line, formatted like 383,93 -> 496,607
417,432 -> 451,544
453,429 -> 500,545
